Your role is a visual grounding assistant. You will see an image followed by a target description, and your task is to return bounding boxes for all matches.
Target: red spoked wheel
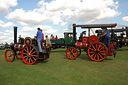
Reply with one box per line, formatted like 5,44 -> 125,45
5,49 -> 15,62
15,51 -> 22,60
77,48 -> 81,57
66,47 -> 78,59
89,35 -> 99,44
88,42 -> 108,61
21,45 -> 39,65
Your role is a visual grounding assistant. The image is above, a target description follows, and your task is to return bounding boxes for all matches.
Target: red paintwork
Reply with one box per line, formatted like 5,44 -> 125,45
88,42 -> 108,61
89,35 -> 99,44
16,55 -> 22,60
82,37 -> 89,43
66,47 -> 78,59
5,49 -> 15,62
76,42 -> 88,48
107,43 -> 114,56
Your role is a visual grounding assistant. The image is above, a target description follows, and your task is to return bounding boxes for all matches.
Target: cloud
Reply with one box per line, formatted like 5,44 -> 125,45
6,9 -> 48,26
42,0 -> 120,23
6,0 -> 120,26
0,36 -> 8,42
0,0 -> 18,13
20,26 -> 35,32
19,25 -> 58,38
0,20 -> 15,28
122,16 -> 128,22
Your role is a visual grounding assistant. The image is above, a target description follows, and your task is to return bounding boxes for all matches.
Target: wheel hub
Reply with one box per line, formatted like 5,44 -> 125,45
95,50 -> 99,53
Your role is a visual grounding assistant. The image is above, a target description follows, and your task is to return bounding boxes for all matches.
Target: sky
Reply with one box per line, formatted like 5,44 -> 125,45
0,0 -> 128,44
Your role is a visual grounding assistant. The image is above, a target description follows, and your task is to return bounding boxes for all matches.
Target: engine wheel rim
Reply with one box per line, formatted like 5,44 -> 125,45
77,48 -> 81,57
66,47 -> 78,59
88,42 -> 107,61
15,51 -> 22,60
5,50 -> 15,62
21,45 -> 38,65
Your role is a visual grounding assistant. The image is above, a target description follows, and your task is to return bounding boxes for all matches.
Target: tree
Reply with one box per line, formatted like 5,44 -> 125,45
5,42 -> 9,48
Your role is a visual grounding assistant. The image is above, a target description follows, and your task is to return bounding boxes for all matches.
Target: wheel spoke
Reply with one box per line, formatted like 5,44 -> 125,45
25,57 -> 29,61
99,46 -> 105,51
26,46 -> 29,52
96,54 -> 99,60
32,51 -> 37,54
24,56 -> 28,58
89,47 -> 95,51
72,53 -> 76,57
90,53 -> 95,57
97,44 -> 101,50
31,55 -> 37,57
24,49 -> 28,53
93,54 -> 97,59
29,58 -> 31,63
89,51 -> 94,53
30,47 -> 34,53
95,44 -> 98,49
23,53 -> 28,55
98,53 -> 103,59
30,57 -> 33,63
32,56 -> 36,61
91,45 -> 96,51
99,52 -> 105,56
99,50 -> 105,53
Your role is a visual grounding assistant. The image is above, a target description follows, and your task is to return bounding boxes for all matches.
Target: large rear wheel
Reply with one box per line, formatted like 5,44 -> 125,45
88,42 -> 108,61
21,45 -> 39,65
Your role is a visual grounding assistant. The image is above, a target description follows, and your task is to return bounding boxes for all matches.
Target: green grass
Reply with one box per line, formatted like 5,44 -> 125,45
0,48 -> 128,85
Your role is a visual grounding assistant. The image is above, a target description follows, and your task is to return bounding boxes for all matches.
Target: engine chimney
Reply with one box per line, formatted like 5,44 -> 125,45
73,24 -> 76,42
126,27 -> 128,39
14,26 -> 17,44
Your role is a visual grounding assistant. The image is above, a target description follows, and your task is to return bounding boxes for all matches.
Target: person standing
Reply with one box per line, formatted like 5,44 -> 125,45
36,28 -> 42,52
45,35 -> 52,47
40,29 -> 44,46
50,34 -> 54,40
55,35 -> 58,40
100,27 -> 111,49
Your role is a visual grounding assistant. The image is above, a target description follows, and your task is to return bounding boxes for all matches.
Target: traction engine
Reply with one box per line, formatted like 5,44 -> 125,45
5,26 -> 50,65
66,24 -> 117,61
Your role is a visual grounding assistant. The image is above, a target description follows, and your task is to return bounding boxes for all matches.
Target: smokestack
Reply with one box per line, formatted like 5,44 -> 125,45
14,26 -> 17,44
126,27 -> 128,39
73,24 -> 76,42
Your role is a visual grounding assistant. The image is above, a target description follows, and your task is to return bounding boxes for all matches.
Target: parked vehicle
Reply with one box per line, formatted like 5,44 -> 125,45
5,26 -> 50,65
66,23 -> 117,61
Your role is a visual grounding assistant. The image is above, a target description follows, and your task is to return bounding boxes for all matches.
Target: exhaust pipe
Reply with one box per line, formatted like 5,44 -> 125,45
14,26 -> 17,44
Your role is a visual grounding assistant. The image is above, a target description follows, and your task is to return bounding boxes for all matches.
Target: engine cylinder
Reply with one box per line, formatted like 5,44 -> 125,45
14,44 -> 24,51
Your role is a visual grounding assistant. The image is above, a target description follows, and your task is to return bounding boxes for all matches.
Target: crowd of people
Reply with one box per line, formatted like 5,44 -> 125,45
36,27 -> 58,52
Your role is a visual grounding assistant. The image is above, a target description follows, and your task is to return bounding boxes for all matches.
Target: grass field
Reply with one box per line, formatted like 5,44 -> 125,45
0,48 -> 128,85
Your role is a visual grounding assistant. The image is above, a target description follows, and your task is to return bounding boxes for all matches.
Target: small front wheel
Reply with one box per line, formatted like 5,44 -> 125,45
5,49 -> 15,62
66,47 -> 78,59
